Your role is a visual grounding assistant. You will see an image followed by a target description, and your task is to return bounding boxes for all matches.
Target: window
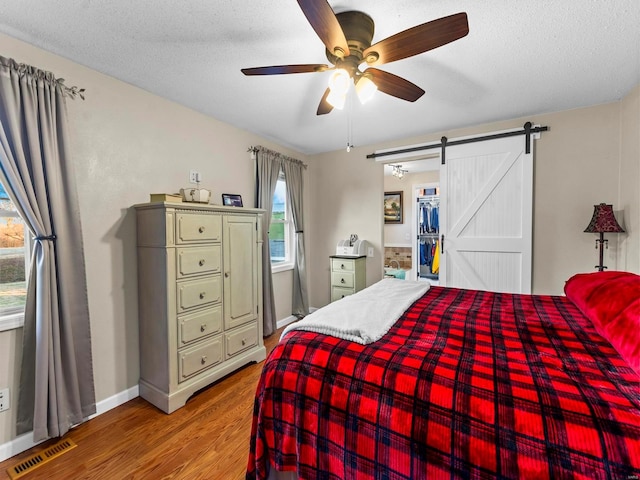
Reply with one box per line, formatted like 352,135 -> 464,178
269,172 -> 294,272
0,181 -> 30,331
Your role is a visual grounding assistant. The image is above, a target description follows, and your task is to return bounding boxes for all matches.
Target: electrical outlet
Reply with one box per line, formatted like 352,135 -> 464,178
189,170 -> 200,184
367,247 -> 374,258
0,387 -> 9,412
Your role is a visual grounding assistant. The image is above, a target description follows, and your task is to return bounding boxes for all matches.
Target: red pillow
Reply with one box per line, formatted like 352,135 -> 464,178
565,271 -> 640,377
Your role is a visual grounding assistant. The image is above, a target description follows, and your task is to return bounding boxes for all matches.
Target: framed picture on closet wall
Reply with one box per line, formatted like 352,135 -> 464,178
384,191 -> 403,224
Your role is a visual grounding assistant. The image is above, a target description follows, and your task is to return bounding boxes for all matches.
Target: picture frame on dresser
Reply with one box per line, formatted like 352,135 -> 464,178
384,191 -> 403,224
222,193 -> 243,207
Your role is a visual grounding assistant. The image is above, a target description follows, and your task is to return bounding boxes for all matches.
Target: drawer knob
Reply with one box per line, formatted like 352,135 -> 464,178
340,264 -> 345,269
224,272 -> 230,278
198,226 -> 205,233
199,259 -> 205,266
340,278 -> 345,284
200,324 -> 206,332
199,292 -> 206,299
201,355 -> 207,364
241,338 -> 246,346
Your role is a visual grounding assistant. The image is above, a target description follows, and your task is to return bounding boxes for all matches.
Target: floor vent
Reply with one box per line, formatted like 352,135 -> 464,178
7,438 -> 77,479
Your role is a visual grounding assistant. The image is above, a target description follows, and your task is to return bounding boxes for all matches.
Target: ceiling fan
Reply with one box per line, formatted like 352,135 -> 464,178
241,0 -> 469,115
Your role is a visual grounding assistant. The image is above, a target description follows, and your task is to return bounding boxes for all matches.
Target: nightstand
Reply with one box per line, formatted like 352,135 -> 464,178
330,255 -> 366,302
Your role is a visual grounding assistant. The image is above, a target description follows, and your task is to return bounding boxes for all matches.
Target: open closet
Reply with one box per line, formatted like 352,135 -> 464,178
417,187 -> 439,283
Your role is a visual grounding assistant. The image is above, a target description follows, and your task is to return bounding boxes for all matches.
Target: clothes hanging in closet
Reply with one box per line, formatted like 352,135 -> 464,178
419,202 -> 439,234
420,238 -> 438,269
432,241 -> 440,274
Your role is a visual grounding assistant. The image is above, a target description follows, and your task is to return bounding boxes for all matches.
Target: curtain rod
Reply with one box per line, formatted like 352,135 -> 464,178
248,146 -> 307,169
0,56 -> 85,100
367,122 -> 548,160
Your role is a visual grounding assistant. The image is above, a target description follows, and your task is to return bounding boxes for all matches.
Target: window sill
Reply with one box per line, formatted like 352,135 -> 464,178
271,262 -> 294,274
0,313 -> 24,332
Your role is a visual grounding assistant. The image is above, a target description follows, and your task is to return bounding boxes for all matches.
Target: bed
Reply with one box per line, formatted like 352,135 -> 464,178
247,271 -> 640,479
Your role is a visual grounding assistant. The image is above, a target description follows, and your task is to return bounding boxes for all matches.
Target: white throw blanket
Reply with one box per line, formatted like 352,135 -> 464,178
281,279 -> 430,344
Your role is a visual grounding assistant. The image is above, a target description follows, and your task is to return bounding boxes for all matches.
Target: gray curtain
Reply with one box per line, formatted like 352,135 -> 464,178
0,56 -> 95,441
281,159 -> 309,317
254,147 -> 282,337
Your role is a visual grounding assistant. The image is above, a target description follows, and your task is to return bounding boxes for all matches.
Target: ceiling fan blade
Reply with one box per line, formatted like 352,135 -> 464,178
365,68 -> 425,102
316,88 -> 334,115
242,64 -> 329,75
363,12 -> 469,67
297,0 -> 350,58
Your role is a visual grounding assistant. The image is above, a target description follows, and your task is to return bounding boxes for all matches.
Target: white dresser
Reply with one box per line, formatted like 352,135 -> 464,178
135,202 -> 266,413
330,255 -> 366,302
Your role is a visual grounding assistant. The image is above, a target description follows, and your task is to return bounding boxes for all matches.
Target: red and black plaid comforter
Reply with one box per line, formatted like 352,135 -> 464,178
247,287 -> 640,479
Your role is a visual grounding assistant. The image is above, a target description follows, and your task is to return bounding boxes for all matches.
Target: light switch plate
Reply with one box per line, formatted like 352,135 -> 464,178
0,388 -> 9,412
189,169 -> 200,184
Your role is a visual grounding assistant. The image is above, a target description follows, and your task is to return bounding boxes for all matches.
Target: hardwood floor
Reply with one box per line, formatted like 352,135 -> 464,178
0,329 -> 283,480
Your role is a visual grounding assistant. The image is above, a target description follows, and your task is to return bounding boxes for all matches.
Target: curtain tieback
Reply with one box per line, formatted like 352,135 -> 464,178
35,234 -> 57,241
295,230 -> 304,234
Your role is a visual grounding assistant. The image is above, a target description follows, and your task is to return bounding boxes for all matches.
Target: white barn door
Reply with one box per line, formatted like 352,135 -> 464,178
439,135 -> 533,293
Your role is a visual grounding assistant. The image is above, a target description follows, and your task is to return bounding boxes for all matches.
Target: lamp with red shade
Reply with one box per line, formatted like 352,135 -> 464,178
584,203 -> 625,271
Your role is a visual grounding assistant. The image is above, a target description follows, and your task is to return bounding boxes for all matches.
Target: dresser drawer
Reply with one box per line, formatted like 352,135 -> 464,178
176,213 -> 221,244
331,271 -> 354,288
331,286 -> 355,302
179,336 -> 223,382
331,258 -> 356,272
226,322 -> 258,358
178,305 -> 223,346
177,276 -> 221,312
177,246 -> 221,278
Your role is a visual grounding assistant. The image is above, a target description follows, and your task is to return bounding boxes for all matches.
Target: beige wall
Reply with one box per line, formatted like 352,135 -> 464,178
307,96 -> 639,306
306,145 -> 384,308
0,33 -> 305,447
618,84 -> 640,273
272,270 -> 294,322
529,104 -> 623,291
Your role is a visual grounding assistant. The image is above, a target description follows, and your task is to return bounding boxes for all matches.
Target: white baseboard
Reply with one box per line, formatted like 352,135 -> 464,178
276,308 -> 318,330
0,384 -> 139,463
276,315 -> 297,329
0,431 -> 38,464
90,385 -> 139,419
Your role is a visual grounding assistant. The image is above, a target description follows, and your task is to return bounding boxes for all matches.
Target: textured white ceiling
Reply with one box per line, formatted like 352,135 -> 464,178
0,1 -> 638,155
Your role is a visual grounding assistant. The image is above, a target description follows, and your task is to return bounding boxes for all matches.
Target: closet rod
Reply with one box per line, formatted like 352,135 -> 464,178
367,122 -> 548,160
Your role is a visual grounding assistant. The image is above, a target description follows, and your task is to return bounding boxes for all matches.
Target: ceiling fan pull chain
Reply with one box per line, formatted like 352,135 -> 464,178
346,92 -> 354,152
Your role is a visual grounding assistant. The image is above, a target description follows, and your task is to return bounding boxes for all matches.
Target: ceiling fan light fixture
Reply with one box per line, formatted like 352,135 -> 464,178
328,68 -> 351,96
391,164 -> 407,179
355,75 -> 377,104
326,90 -> 346,109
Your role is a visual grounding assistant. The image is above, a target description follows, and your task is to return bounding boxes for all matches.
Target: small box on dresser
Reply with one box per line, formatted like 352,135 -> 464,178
134,202 -> 266,413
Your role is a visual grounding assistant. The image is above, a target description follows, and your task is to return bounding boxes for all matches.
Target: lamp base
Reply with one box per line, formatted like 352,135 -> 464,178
595,232 -> 608,272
